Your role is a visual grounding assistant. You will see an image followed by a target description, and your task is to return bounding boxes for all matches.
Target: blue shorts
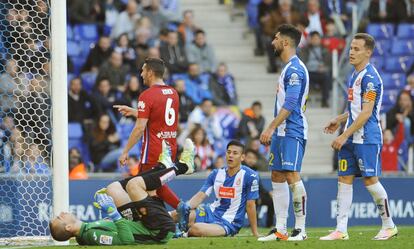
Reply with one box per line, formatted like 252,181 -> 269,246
269,136 -> 306,172
194,205 -> 238,236
338,143 -> 382,177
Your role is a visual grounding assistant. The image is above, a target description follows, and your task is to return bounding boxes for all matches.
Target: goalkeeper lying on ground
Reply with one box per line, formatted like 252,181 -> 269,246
49,139 -> 195,245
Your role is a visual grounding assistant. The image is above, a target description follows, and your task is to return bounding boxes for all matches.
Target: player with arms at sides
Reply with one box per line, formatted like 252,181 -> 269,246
258,24 -> 309,242
113,58 -> 185,210
320,33 -> 397,241
177,140 -> 259,237
49,141 -> 195,245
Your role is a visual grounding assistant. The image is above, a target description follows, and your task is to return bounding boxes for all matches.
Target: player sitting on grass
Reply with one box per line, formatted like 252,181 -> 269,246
174,140 -> 260,237
49,139 -> 195,245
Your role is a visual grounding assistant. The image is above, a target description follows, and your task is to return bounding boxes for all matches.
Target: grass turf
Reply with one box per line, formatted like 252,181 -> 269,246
6,226 -> 414,249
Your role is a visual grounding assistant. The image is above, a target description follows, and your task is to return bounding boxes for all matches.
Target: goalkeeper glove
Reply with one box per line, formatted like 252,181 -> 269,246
93,188 -> 107,210
94,193 -> 122,221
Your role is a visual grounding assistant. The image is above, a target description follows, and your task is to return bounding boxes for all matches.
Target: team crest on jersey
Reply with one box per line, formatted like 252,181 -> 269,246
138,101 -> 146,110
235,178 -> 241,186
289,73 -> 300,86
366,82 -> 375,91
219,186 -> 235,199
99,235 -> 113,245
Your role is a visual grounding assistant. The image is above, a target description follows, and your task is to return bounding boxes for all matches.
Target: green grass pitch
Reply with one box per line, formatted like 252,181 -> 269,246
7,226 -> 414,249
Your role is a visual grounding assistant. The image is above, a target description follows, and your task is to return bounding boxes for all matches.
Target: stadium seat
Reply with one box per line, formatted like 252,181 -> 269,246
71,56 -> 87,75
74,24 -> 99,42
366,23 -> 394,39
397,23 -> 414,39
373,39 -> 391,56
67,73 -> 75,86
382,90 -> 399,107
370,56 -> 385,70
384,56 -> 413,73
79,41 -> 94,58
67,40 -> 82,57
67,24 -> 74,40
117,122 -> 135,141
381,73 -> 405,90
68,122 -> 83,150
391,40 -> 414,56
80,72 -> 97,93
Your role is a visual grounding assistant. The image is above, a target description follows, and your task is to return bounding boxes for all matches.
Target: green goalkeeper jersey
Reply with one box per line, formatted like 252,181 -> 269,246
75,218 -> 173,245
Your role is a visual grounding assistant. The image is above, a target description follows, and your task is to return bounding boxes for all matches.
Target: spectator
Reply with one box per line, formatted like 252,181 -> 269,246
185,63 -> 212,101
22,144 -> 50,175
322,0 -> 348,36
68,77 -> 95,124
212,155 -> 225,170
82,36 -> 113,73
68,0 -> 105,26
92,78 -> 124,118
69,148 -> 88,180
368,0 -> 408,23
300,31 -> 331,107
141,0 -> 171,37
0,59 -> 27,113
209,62 -> 238,106
262,0 -> 301,73
89,114 -> 120,171
386,90 -> 414,141
244,149 -> 274,227
297,16 -> 310,49
187,99 -> 223,144
114,33 -> 136,69
120,155 -> 140,177
321,19 -> 346,54
246,138 -> 268,171
0,116 -> 15,173
405,74 -> 414,98
186,29 -> 217,73
174,79 -> 195,123
305,0 -> 326,35
123,75 -> 143,111
188,124 -> 214,171
177,10 -> 198,45
111,0 -> 140,39
256,0 -> 278,56
382,118 -> 405,172
161,0 -> 181,20
406,0 -> 414,22
238,101 -> 265,142
96,52 -> 130,91
160,30 -> 189,74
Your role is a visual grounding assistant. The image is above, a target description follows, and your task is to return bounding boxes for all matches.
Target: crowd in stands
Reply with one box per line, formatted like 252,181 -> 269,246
1,0 -> 414,177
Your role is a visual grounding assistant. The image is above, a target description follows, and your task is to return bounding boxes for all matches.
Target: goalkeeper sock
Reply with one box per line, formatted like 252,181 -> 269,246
272,181 -> 289,234
290,180 -> 307,231
366,182 -> 395,229
336,182 -> 353,233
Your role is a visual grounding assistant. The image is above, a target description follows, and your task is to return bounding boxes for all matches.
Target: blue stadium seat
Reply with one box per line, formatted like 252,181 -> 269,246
79,41 -> 94,58
71,56 -> 87,75
397,23 -> 414,39
382,73 -> 405,90
382,90 -> 399,107
370,56 -> 385,70
67,73 -> 75,87
117,123 -> 135,141
74,24 -> 99,42
67,24 -> 74,40
391,40 -> 414,56
67,40 -> 82,57
373,39 -> 391,56
366,23 -> 394,39
68,122 -> 83,149
384,56 -> 413,73
80,72 -> 97,93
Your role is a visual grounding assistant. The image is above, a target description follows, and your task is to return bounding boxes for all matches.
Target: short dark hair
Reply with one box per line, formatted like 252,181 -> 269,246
245,149 -> 258,158
227,140 -> 245,153
194,29 -> 205,36
353,33 -> 375,51
309,31 -> 321,38
276,24 -> 302,48
252,101 -> 262,108
144,58 -> 165,78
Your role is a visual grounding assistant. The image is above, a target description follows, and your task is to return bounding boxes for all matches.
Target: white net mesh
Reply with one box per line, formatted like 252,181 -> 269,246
0,0 -> 53,240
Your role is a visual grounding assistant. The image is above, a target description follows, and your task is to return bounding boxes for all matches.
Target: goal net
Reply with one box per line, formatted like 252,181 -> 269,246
0,0 -> 68,244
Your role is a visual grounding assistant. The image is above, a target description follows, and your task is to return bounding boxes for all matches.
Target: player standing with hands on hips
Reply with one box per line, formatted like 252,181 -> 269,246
320,33 -> 397,241
258,24 -> 309,242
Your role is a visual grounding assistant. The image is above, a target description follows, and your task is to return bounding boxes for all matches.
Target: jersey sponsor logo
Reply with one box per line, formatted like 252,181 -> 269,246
358,158 -> 365,171
282,160 -> 294,166
218,186 -> 235,199
289,73 -> 300,86
355,78 -> 362,86
251,179 -> 259,192
348,88 -> 353,101
162,89 -> 174,95
236,178 -> 241,186
156,131 -> 177,139
138,101 -> 146,111
99,235 -> 113,245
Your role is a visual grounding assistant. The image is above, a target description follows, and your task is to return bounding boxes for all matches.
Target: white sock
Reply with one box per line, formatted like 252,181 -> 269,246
366,182 -> 395,229
336,182 -> 353,233
289,180 -> 307,231
272,181 -> 289,234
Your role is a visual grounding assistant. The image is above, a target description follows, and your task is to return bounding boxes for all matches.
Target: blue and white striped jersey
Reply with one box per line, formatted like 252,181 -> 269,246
345,63 -> 383,144
200,165 -> 259,231
274,55 -> 309,139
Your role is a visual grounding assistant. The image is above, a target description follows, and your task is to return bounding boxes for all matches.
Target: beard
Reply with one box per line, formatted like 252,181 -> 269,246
274,47 -> 283,57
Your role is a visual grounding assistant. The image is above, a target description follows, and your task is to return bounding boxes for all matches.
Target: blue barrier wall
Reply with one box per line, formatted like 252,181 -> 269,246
68,177 -> 414,227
